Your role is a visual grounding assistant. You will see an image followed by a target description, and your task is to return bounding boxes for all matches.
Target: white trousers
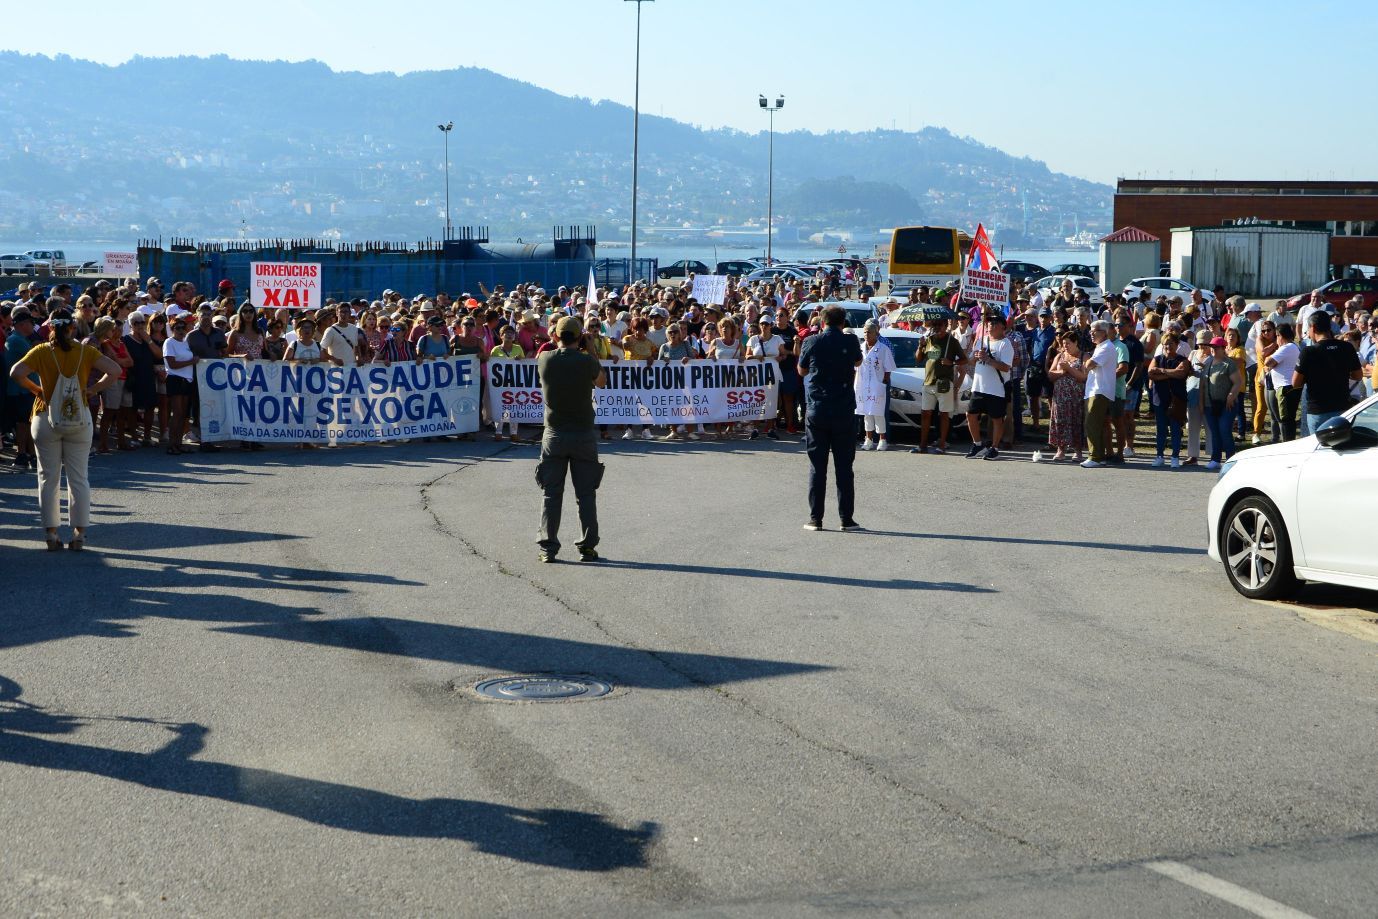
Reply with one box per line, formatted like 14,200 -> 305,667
32,414 -> 93,529
862,414 -> 887,434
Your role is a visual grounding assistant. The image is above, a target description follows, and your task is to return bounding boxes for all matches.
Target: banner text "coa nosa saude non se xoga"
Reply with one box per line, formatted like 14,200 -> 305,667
197,357 -> 481,444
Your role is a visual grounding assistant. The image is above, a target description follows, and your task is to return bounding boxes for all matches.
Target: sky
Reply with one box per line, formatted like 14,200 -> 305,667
5,0 -> 1373,186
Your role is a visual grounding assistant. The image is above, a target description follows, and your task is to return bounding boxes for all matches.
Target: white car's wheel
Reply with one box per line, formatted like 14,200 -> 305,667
1221,496 -> 1298,600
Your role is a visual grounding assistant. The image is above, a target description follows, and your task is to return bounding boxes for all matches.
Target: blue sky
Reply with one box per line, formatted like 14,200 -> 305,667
6,0 -> 1371,185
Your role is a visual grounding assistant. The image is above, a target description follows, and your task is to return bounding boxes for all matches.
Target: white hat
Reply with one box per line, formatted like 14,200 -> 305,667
165,305 -> 188,319
137,303 -> 160,317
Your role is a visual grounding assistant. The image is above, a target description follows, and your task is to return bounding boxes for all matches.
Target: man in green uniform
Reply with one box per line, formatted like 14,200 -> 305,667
535,316 -> 607,562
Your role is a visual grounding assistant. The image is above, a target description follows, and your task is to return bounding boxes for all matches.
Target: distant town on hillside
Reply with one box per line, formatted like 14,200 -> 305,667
0,53 -> 1111,249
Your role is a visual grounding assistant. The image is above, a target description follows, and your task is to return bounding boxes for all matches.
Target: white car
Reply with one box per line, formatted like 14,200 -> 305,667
0,254 -> 36,275
796,300 -> 879,329
1123,276 -> 1215,306
742,267 -> 813,284
1036,274 -> 1104,305
1207,394 -> 1378,599
845,328 -> 970,430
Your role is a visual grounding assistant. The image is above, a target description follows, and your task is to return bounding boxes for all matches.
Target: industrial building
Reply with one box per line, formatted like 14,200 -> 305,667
1113,180 -> 1378,275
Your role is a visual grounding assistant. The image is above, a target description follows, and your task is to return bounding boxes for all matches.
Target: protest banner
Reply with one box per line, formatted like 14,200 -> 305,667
196,356 -> 481,444
249,261 -> 322,310
102,251 -> 138,277
690,274 -> 729,305
960,223 -> 1010,305
486,358 -> 780,426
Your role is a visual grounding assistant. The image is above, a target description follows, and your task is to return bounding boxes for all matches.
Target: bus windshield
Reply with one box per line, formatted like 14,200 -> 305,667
892,228 -> 954,266
887,226 -> 967,293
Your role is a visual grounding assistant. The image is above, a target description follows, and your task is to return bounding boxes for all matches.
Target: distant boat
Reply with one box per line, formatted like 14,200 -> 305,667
1064,230 -> 1097,250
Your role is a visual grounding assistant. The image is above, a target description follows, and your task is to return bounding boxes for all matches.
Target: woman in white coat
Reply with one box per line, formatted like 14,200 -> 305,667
855,319 -> 896,451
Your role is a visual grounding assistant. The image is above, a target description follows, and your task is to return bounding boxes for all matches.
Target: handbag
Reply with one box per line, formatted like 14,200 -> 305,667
1168,393 -> 1188,424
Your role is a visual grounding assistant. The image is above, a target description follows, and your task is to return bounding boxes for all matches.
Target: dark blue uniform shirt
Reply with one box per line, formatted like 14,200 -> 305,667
798,327 -> 862,418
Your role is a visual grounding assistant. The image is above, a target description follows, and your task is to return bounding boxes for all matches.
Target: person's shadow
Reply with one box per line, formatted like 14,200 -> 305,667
0,677 -> 655,871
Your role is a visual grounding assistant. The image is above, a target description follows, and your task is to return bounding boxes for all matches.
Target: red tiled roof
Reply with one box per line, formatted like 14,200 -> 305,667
1099,226 -> 1160,243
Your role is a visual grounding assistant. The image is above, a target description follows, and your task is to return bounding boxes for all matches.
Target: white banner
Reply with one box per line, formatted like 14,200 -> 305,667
196,357 -> 481,444
486,358 -> 780,425
250,261 -> 322,310
102,251 -> 138,277
961,266 -> 1010,304
690,274 -> 728,305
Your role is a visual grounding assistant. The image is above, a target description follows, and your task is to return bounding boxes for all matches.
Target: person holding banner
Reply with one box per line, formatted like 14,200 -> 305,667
535,316 -> 607,563
798,305 -> 863,532
964,312 -> 1014,461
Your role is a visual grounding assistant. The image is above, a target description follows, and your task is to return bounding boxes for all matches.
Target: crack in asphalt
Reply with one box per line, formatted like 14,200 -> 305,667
418,446 -> 1050,859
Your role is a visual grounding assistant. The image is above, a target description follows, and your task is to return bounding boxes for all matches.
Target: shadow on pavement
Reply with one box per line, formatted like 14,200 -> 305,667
0,524 -> 422,651
595,559 -> 996,593
0,676 -> 655,870
217,617 -> 833,690
858,529 -> 1199,556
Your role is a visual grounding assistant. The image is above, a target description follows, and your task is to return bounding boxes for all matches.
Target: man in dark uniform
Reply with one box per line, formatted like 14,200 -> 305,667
797,304 -> 863,531
535,316 -> 607,562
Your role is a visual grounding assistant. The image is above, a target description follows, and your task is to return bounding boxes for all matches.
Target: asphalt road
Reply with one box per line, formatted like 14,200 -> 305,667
2,434 -> 1376,918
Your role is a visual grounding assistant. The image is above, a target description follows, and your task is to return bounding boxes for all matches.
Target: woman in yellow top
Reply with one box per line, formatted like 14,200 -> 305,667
8,305 -> 121,551
1224,327 -> 1248,440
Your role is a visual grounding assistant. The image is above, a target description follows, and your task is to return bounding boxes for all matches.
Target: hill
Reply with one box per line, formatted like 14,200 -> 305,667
0,53 -> 1110,244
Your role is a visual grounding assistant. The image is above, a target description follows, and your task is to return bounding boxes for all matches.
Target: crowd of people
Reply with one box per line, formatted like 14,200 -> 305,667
877,277 -> 1374,469
3,270 -> 1375,546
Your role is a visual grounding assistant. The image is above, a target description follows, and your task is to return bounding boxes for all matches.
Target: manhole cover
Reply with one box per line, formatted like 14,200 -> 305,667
473,675 -> 613,702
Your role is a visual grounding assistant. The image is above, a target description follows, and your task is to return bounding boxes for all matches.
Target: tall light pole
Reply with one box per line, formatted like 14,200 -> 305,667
759,95 -> 784,265
625,0 -> 652,277
437,121 -> 453,239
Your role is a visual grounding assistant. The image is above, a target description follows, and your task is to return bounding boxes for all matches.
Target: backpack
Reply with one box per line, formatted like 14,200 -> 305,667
46,346 -> 90,432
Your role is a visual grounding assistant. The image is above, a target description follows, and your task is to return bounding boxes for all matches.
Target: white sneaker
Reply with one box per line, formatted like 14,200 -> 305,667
1171,457 -> 1182,469
1152,456 -> 1165,468
1206,460 -> 1221,471
1124,445 -> 1136,457
876,439 -> 889,451
661,431 -> 680,441
861,440 -> 875,451
622,429 -> 634,440
1251,434 -> 1261,445
687,432 -> 701,441
1080,459 -> 1104,468
641,429 -> 655,440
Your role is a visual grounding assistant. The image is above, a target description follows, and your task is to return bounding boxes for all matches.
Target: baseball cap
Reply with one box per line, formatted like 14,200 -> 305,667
218,279 -> 234,290
1209,336 -> 1227,347
426,315 -> 445,328
197,303 -> 214,314
1038,307 -> 1052,316
1196,329 -> 1212,343
1245,302 -> 1262,315
555,316 -> 583,338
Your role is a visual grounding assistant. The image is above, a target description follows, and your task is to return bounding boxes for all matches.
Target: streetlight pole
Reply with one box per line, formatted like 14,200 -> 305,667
437,121 -> 453,240
625,0 -> 652,278
759,95 -> 784,265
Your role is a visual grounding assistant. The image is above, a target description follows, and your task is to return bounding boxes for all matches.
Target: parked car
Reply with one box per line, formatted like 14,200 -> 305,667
24,249 -> 67,273
999,261 -> 1049,284
742,266 -> 814,284
1048,263 -> 1098,281
1207,394 -> 1378,599
796,300 -> 880,329
1037,274 -> 1105,305
0,254 -> 37,275
1122,276 -> 1215,305
843,328 -> 970,432
1285,277 -> 1378,312
657,259 -> 711,281
714,259 -> 763,276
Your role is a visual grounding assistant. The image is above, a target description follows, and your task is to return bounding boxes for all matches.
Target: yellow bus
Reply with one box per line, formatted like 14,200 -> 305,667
886,226 -> 971,295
